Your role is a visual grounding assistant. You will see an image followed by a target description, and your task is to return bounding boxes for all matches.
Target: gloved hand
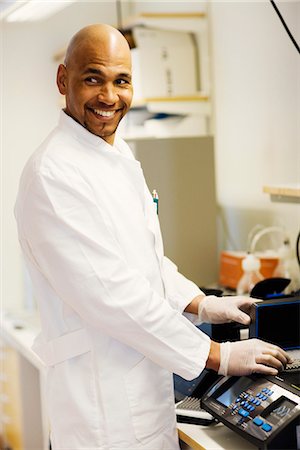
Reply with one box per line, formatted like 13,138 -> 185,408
218,339 -> 292,376
198,295 -> 256,325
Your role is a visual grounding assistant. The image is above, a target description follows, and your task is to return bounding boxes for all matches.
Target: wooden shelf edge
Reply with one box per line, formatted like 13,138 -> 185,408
263,185 -> 300,198
139,12 -> 206,19
145,95 -> 209,103
122,11 -> 207,31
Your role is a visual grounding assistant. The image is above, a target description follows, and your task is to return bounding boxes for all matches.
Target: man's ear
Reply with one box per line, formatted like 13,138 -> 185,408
57,64 -> 68,95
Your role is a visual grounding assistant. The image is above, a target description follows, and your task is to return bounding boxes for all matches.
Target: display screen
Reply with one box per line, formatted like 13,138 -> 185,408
216,377 -> 253,407
264,398 -> 297,425
256,301 -> 300,349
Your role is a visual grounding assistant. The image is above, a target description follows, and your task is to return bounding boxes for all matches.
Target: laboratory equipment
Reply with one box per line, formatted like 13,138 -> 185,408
173,369 -> 220,425
201,373 -> 300,449
201,295 -> 300,449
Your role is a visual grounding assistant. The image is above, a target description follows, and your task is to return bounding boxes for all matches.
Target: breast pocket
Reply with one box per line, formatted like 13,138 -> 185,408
124,357 -> 174,443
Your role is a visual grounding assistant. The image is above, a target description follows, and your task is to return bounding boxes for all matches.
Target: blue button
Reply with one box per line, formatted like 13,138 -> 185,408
268,390 -> 274,396
262,423 -> 272,432
262,388 -> 267,393
253,417 -> 264,426
246,405 -> 252,410
262,395 -> 268,401
238,409 -> 250,418
255,400 -> 261,406
250,406 -> 255,412
232,405 -> 238,410
241,401 -> 245,406
236,398 -> 241,403
244,394 -> 248,399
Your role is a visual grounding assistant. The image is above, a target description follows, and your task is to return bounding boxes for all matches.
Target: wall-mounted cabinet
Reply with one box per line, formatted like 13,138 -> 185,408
120,12 -> 212,140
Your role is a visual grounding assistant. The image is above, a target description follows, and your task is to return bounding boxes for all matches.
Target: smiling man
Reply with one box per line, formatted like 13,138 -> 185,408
15,24 -> 290,450
57,24 -> 133,143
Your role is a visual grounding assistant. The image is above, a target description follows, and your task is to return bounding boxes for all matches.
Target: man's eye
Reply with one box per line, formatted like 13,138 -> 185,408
85,77 -> 98,84
116,79 -> 129,85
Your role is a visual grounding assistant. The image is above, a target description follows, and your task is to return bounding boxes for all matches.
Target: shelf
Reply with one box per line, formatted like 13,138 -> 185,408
124,12 -> 207,34
263,185 -> 300,203
146,97 -> 210,115
144,95 -> 209,103
54,13 -> 207,63
138,12 -> 206,18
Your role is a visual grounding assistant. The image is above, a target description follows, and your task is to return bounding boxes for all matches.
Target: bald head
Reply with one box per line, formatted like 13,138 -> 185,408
57,23 -> 133,145
64,24 -> 131,68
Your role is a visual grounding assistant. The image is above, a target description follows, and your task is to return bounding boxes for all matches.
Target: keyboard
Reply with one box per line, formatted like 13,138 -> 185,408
175,396 -> 214,420
284,349 -> 300,372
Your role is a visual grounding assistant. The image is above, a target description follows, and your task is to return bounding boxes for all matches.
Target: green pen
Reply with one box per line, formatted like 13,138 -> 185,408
152,189 -> 159,215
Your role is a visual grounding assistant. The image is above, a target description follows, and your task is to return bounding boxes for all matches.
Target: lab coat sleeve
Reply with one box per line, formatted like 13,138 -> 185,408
19,168 -> 210,380
162,256 -> 205,315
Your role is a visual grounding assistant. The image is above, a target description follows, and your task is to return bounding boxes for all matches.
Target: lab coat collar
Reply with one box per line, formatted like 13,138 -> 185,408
59,110 -> 130,158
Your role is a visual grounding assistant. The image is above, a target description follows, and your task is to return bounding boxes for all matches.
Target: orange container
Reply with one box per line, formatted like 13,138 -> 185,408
219,251 -> 279,290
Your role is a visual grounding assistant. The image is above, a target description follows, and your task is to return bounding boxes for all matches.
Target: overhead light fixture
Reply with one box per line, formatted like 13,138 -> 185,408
2,0 -> 76,22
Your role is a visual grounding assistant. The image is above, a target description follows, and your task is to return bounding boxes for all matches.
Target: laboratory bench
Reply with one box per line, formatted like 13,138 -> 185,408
178,422 -> 256,450
1,311 -> 257,450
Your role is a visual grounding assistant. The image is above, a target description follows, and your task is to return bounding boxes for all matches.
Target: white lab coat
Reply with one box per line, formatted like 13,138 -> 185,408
15,111 -> 211,450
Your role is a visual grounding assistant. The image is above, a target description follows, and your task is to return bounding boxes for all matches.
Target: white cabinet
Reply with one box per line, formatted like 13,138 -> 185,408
122,12 -> 217,284
53,11 -> 213,140
119,11 -> 213,140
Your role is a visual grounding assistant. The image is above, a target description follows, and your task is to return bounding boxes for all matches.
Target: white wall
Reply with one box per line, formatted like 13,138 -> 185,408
1,0 -> 299,312
210,0 -> 300,254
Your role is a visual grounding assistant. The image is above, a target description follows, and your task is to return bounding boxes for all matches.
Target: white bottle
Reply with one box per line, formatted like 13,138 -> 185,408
273,240 -> 299,293
237,253 -> 264,295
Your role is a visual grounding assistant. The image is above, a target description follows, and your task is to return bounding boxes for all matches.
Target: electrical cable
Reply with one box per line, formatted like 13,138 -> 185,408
296,230 -> 300,269
247,224 -> 265,253
249,225 -> 289,254
269,0 -> 300,54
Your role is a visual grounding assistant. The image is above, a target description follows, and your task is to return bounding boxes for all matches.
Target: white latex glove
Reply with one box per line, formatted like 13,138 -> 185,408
218,339 -> 292,376
198,295 -> 256,325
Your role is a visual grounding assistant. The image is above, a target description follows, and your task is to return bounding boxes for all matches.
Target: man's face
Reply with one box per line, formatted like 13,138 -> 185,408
57,37 -> 133,145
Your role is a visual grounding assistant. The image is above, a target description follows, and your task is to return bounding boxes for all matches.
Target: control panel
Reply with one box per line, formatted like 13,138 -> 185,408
201,375 -> 300,449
